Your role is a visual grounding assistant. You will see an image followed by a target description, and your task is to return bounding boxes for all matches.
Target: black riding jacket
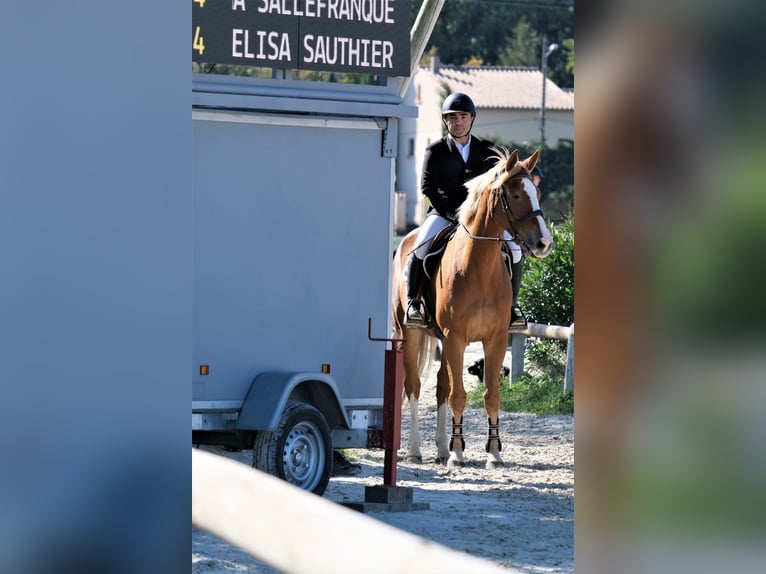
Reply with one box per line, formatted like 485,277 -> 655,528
421,134 -> 496,220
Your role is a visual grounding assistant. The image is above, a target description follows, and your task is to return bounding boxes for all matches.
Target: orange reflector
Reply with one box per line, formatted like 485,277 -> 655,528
200,365 -> 209,376
321,364 -> 331,374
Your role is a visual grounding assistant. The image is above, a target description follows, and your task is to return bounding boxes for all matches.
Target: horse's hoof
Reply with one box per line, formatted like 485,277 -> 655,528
486,459 -> 505,470
434,456 -> 448,465
447,458 -> 466,470
405,455 -> 423,464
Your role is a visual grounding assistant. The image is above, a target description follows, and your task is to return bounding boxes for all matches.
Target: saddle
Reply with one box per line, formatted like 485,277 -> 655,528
415,223 -> 514,337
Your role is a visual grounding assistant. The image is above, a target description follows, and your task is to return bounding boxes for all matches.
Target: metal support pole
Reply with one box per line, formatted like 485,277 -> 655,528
349,320 -> 428,512
398,0 -> 446,97
511,333 -> 525,382
510,323 -> 573,393
564,324 -> 574,393
382,346 -> 403,485
540,34 -> 548,149
540,36 -> 558,151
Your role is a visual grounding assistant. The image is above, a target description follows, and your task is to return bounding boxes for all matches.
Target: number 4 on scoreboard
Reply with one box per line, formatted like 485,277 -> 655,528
193,26 -> 205,55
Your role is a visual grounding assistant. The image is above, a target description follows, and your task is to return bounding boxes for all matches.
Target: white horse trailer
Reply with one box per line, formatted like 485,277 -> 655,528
191,75 -> 416,495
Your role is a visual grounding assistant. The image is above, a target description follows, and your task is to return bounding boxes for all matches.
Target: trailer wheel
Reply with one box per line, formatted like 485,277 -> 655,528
253,402 -> 332,495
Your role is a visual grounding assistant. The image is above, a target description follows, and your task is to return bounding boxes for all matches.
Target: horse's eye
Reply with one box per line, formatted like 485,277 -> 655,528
511,193 -> 520,200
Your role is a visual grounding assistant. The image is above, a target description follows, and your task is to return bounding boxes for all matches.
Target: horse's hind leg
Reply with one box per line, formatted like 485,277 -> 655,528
402,328 -> 423,463
482,336 -> 508,469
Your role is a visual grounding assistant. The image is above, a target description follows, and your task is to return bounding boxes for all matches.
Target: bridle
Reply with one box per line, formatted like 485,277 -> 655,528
460,175 -> 545,251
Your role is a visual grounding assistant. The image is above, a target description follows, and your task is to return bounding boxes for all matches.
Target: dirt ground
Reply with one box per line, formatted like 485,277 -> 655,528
192,342 -> 574,573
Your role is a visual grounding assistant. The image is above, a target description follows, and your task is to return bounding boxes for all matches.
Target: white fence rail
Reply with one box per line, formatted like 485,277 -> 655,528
510,323 -> 574,392
192,449 -> 518,574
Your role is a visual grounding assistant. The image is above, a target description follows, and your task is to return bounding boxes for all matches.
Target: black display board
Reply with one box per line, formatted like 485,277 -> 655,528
192,0 -> 411,76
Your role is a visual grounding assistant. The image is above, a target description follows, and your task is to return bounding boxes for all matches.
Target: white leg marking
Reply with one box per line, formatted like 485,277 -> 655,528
486,450 -> 505,469
407,396 -> 422,460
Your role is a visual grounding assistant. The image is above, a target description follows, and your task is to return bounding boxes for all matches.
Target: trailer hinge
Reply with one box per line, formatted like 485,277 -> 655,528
380,118 -> 398,158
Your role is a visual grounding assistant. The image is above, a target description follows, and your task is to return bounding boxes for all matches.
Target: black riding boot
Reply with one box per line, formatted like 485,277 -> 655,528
509,258 -> 527,331
405,253 -> 426,326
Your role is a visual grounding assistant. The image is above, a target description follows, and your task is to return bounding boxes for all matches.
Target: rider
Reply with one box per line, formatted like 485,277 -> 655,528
404,92 -> 527,330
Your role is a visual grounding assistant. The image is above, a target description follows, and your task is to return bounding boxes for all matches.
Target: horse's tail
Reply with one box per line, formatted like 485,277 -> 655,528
391,232 -> 411,344
399,329 -> 438,406
392,228 -> 439,403
392,232 -> 435,368
418,336 -> 437,380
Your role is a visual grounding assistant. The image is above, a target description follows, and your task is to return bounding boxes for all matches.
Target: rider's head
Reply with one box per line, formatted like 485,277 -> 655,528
441,92 -> 476,141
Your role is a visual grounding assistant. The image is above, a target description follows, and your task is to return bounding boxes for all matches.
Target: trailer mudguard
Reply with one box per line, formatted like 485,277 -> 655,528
236,371 -> 349,432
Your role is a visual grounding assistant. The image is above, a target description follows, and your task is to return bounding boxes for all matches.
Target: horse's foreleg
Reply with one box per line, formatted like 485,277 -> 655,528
482,338 -> 507,469
434,360 -> 450,463
484,415 -> 504,469
442,337 -> 467,469
448,414 -> 466,469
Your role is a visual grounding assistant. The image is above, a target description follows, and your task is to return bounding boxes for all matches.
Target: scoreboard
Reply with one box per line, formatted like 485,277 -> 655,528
192,0 -> 411,76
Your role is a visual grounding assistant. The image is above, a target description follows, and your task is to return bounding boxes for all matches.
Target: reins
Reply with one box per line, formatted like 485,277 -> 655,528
459,222 -> 506,242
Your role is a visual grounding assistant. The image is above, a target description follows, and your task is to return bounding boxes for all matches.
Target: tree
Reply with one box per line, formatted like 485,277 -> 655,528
411,0 -> 574,88
498,18 -> 540,67
494,139 -> 574,222
562,38 -> 574,76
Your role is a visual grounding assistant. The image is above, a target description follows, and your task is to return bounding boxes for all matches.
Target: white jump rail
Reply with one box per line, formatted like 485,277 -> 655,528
510,322 -> 574,392
193,449 -> 520,574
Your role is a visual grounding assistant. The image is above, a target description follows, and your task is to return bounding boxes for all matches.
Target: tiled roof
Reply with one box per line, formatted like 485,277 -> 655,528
420,65 -> 574,111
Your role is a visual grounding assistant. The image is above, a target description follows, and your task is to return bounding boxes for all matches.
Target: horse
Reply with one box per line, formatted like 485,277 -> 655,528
392,149 -> 553,469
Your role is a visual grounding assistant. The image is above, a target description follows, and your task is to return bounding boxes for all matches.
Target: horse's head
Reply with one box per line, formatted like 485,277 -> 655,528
490,149 -> 553,259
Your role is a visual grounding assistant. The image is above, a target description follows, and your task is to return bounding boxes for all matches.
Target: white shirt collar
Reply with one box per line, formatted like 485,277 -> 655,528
452,136 -> 471,162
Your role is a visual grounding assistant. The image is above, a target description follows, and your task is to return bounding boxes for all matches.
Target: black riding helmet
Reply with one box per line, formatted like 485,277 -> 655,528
441,92 -> 476,115
442,92 -> 477,139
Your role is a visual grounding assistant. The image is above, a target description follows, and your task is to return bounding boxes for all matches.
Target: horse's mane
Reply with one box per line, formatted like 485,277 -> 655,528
457,147 -> 526,225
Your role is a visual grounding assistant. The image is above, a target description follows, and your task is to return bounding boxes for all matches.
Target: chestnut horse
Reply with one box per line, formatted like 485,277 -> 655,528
392,149 -> 552,469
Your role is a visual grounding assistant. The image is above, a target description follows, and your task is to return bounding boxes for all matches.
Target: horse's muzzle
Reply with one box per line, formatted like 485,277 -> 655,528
528,234 -> 553,258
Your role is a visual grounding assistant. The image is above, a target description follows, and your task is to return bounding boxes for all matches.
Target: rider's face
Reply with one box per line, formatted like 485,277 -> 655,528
443,112 -> 474,139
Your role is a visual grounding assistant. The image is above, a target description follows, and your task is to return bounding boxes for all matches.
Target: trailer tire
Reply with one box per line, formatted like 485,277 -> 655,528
253,401 -> 333,495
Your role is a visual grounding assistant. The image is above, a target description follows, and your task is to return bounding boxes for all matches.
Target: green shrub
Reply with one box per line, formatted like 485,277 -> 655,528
515,214 -> 574,400
519,214 -> 574,329
495,141 -> 574,221
467,373 -> 573,415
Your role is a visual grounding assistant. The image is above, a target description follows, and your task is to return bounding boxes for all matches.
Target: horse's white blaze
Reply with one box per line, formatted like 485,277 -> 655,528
523,177 -> 553,247
407,395 -> 422,458
522,177 -> 542,210
436,403 -> 449,459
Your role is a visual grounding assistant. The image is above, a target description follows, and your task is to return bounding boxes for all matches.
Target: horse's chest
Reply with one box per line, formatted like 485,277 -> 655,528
440,265 -> 508,295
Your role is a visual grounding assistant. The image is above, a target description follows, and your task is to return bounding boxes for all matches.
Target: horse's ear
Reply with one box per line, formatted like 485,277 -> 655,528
504,149 -> 519,171
524,150 -> 540,172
